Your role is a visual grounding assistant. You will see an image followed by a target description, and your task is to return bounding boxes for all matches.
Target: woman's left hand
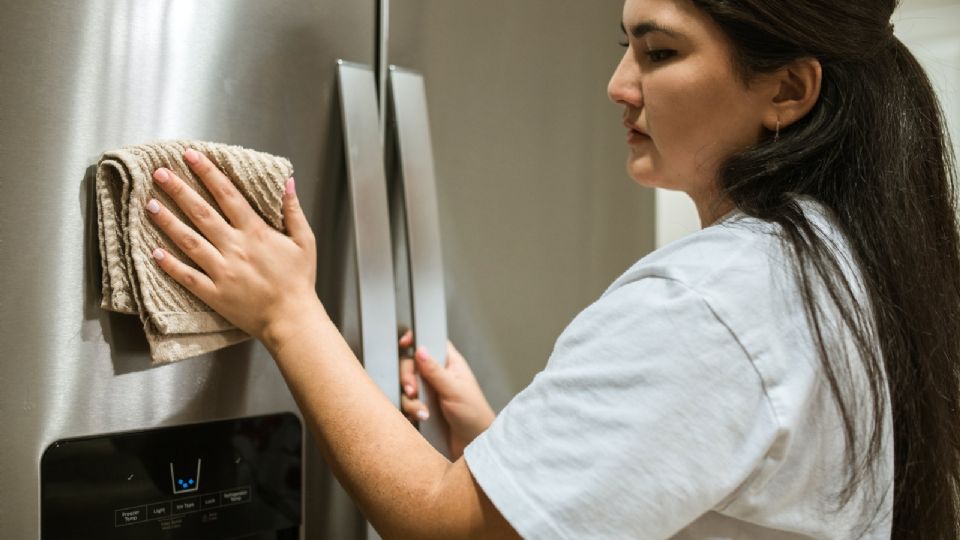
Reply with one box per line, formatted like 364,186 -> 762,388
145,148 -> 324,351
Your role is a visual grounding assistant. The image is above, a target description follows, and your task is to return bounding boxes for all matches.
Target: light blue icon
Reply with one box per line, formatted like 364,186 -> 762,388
170,460 -> 202,494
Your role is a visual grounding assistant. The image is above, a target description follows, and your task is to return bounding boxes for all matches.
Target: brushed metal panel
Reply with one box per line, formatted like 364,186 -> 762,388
388,67 -> 450,456
377,0 -> 391,141
0,1 -> 374,538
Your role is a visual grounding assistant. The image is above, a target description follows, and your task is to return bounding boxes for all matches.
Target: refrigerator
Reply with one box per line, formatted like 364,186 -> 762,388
0,1 -> 654,538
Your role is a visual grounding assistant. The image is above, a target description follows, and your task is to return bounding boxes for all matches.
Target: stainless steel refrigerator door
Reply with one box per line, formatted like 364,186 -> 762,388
386,0 -> 656,407
0,1 -> 374,538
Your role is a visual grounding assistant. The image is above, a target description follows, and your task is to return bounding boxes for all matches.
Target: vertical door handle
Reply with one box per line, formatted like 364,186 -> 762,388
388,66 -> 450,456
336,61 -> 400,409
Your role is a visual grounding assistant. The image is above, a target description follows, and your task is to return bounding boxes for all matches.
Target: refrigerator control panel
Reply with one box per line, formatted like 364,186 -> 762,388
41,413 -> 302,539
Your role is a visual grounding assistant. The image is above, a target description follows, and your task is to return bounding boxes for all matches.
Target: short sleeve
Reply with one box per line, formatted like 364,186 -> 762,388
463,277 -> 780,539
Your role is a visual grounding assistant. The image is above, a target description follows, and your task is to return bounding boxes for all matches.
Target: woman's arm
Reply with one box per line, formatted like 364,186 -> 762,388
146,149 -> 518,539
266,309 -> 514,538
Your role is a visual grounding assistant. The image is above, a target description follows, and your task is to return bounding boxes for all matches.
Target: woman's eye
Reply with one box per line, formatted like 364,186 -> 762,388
646,49 -> 677,62
618,40 -> 629,48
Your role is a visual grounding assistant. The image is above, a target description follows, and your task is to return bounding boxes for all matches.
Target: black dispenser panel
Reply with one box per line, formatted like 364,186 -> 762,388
41,413 -> 302,539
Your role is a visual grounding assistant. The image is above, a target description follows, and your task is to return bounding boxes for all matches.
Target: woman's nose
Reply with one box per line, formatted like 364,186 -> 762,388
607,53 -> 641,107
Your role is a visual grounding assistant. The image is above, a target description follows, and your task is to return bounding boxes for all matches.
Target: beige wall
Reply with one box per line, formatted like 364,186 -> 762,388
901,0 -> 959,8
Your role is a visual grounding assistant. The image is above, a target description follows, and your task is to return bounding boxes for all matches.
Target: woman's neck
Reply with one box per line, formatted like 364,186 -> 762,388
689,190 -> 736,228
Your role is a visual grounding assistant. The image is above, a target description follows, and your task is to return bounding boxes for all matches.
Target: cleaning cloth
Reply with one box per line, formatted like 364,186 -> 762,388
96,140 -> 293,363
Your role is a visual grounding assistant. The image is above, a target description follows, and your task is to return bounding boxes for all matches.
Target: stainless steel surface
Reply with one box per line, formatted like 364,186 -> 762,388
337,61 -> 400,408
387,0 -> 655,407
388,67 -> 450,455
0,1 -> 374,537
378,0 -> 391,142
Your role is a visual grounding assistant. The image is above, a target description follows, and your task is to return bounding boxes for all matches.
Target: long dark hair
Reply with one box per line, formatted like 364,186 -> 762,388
691,0 -> 960,537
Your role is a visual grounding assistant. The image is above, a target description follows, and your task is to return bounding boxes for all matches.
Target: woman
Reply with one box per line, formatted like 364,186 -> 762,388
143,0 -> 959,537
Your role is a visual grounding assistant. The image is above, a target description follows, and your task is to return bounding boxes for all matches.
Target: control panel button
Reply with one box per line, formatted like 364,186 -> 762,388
114,505 -> 146,527
147,502 -> 171,520
201,494 -> 220,509
171,496 -> 200,515
221,487 -> 251,505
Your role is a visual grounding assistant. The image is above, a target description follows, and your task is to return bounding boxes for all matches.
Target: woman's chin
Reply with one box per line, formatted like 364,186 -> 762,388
625,164 -> 663,189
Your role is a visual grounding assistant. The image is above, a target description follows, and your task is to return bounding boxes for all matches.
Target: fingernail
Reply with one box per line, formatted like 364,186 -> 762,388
153,168 -> 169,183
285,177 -> 295,195
416,346 -> 429,359
417,409 -> 429,421
152,248 -> 165,261
403,384 -> 414,396
145,199 -> 160,214
184,149 -> 200,163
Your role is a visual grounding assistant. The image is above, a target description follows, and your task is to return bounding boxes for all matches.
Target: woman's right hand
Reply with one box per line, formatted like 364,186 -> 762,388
398,331 -> 496,458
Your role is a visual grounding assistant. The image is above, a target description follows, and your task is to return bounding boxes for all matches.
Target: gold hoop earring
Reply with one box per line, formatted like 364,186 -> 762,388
775,119 -> 781,142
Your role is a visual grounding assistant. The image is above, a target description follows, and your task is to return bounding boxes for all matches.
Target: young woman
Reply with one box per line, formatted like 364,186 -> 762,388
143,0 -> 959,537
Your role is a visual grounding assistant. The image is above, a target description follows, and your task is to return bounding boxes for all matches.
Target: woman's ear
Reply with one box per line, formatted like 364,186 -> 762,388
763,57 -> 822,131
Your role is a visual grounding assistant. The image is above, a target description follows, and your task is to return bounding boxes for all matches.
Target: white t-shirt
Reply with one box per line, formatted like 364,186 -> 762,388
464,199 -> 893,539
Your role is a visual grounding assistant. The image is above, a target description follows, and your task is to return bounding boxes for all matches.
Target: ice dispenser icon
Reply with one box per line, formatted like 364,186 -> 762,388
169,459 -> 201,494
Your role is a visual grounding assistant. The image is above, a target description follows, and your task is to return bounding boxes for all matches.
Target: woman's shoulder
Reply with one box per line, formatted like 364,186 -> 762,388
564,207 -> 801,377
606,197 -> 847,304
597,197 -> 855,411
606,209 -> 785,300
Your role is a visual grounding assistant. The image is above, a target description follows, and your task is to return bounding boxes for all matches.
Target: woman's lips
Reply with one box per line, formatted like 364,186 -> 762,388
626,128 -> 649,144
623,120 -> 649,143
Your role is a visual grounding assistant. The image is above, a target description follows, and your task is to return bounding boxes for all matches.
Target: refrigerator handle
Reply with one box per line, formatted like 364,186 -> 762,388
388,66 -> 451,457
336,61 -> 400,409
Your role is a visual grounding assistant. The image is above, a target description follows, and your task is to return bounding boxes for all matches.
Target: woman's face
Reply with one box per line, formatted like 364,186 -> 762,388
608,0 -> 770,202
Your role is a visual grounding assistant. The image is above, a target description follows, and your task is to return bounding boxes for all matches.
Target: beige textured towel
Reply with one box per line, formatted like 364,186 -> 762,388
96,140 -> 293,363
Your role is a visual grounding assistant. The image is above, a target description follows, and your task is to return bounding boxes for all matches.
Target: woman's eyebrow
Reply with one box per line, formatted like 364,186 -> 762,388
620,20 -> 684,39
